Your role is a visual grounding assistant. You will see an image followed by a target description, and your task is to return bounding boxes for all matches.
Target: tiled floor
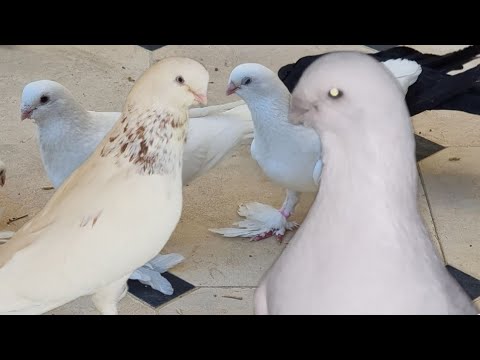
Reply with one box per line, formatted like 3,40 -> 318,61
1,45 -> 479,314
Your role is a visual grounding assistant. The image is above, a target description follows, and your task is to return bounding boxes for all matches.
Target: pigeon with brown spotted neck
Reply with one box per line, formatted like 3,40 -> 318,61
0,57 -> 209,315
18,80 -> 251,293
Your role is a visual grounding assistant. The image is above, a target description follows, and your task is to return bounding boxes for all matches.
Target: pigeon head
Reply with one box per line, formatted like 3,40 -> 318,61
20,80 -> 80,125
126,57 -> 209,111
289,51 -> 410,139
226,63 -> 285,102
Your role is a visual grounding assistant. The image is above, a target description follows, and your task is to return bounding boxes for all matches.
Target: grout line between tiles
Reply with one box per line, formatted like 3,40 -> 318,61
154,286 -> 258,314
152,287 -> 199,311
417,164 -> 447,264
195,286 -> 258,289
148,48 -> 155,66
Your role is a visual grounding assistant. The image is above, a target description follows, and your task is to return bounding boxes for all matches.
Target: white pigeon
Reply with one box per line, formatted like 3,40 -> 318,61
210,58 -> 422,241
20,80 -> 250,189
255,51 -> 476,315
0,56 -> 209,315
18,80 -> 252,292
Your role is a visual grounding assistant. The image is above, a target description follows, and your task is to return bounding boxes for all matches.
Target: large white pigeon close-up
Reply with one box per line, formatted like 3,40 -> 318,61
210,58 -> 422,241
17,79 -> 252,293
0,56 -> 209,315
254,51 -> 477,315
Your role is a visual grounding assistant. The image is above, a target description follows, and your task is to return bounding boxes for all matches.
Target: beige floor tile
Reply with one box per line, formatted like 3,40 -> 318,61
163,142 -> 316,287
419,147 -> 480,279
474,297 -> 480,312
0,45 -> 150,233
46,294 -> 156,315
412,110 -> 480,147
72,45 -> 151,72
153,45 -> 374,105
417,176 -> 444,261
156,287 -> 255,315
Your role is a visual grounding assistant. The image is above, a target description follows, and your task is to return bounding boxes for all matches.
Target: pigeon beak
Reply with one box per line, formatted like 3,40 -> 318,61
20,108 -> 33,121
288,96 -> 310,126
193,92 -> 208,106
226,82 -> 239,96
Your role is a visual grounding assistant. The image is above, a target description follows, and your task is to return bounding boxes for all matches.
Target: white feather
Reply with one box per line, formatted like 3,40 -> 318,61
212,60 -> 421,240
18,80 -> 253,292
0,57 -> 209,314
382,58 -> 422,94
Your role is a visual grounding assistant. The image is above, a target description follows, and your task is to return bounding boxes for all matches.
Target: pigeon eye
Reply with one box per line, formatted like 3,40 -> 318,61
242,77 -> 252,85
328,88 -> 343,99
176,76 -> 185,84
40,96 -> 49,104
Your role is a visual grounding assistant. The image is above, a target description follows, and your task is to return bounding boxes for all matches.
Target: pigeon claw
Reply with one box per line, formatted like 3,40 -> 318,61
275,233 -> 285,243
250,229 -> 286,243
250,230 -> 275,242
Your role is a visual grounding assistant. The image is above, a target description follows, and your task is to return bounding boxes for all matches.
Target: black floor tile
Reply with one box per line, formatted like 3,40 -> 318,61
415,134 -> 445,162
365,45 -> 398,51
128,272 -> 195,308
138,45 -> 165,51
446,265 -> 480,300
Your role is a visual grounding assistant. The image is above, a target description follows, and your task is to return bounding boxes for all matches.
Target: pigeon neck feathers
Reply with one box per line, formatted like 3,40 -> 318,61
319,129 -> 419,223
36,97 -> 90,131
100,103 -> 187,176
36,100 -> 92,157
302,55 -> 421,246
246,81 -> 293,138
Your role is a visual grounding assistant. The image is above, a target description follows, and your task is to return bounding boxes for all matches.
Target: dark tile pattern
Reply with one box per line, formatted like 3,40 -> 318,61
128,272 -> 195,308
139,45 -> 165,51
446,265 -> 480,300
415,134 -> 445,162
366,45 -> 398,51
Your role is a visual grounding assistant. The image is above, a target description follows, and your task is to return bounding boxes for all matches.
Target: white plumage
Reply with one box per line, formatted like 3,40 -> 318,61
0,56 -> 209,314
18,80 -> 252,292
211,58 -> 422,241
255,51 -> 476,315
382,58 -> 422,93
20,81 -> 251,189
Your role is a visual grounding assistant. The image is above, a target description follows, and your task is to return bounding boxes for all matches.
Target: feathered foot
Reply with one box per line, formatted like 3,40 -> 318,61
0,231 -> 15,244
210,202 -> 299,242
129,253 -> 184,295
